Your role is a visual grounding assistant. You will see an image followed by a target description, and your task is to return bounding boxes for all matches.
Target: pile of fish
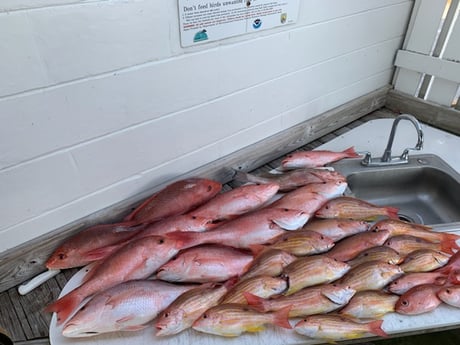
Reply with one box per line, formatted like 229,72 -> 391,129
44,146 -> 460,342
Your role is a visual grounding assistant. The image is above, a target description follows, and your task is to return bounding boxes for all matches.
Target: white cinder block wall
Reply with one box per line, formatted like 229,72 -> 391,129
0,0 -> 413,253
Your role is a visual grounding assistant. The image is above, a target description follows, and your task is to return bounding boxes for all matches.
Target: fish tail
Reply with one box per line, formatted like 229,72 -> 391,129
385,207 -> 400,220
368,320 -> 388,338
249,244 -> 267,257
343,146 -> 360,158
272,306 -> 292,329
440,236 -> 460,255
243,292 -> 269,312
44,290 -> 82,325
164,231 -> 201,249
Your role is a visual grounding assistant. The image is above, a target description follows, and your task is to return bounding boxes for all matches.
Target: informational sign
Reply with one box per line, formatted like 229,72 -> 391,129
178,0 -> 300,47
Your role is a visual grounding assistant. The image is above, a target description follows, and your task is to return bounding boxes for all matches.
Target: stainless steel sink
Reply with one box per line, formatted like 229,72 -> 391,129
331,154 -> 460,225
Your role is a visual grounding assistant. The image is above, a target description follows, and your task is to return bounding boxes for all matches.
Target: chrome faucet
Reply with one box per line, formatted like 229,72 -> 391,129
361,114 -> 424,166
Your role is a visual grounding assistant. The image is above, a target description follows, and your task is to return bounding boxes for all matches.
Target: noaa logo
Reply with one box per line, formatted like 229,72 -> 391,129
252,19 -> 262,29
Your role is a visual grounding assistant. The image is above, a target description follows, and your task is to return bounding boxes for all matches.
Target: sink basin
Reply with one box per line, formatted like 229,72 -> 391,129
331,154 -> 460,225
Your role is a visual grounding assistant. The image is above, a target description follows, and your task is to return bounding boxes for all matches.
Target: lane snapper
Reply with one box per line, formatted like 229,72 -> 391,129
192,304 -> 292,337
294,314 -> 388,341
155,280 -> 235,336
315,196 -> 399,221
267,230 -> 335,256
384,235 -> 457,256
347,246 -> 403,269
244,283 -> 356,318
62,280 -> 197,337
233,168 -> 345,192
189,183 -> 279,222
304,218 -> 370,242
371,219 -> 460,251
240,247 -> 297,280
124,178 -> 222,223
165,208 -> 308,250
337,260 -> 403,292
156,245 -> 253,283
221,275 -> 288,304
45,236 -> 181,324
339,290 -> 400,319
281,146 -> 360,169
281,255 -> 350,295
400,249 -> 451,273
326,230 -> 391,262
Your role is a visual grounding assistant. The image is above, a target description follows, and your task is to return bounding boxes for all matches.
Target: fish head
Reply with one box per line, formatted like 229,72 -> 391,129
155,308 -> 186,336
192,310 -> 223,334
294,317 -> 319,336
271,208 -> 309,230
46,247 -> 82,270
62,301 -> 107,337
155,255 -> 187,282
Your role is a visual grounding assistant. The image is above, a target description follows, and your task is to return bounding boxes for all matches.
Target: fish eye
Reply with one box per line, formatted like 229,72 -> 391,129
58,253 -> 66,260
203,314 -> 208,319
158,238 -> 165,244
164,312 -> 169,318
401,300 -> 409,306
445,289 -> 451,294
192,216 -> 197,219
207,185 -> 213,192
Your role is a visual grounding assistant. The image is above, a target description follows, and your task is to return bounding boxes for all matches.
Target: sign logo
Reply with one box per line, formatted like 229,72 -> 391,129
253,19 -> 262,29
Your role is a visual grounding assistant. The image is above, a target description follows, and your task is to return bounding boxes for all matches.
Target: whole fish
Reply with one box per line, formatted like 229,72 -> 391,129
155,280 -> 234,336
337,260 -> 403,292
269,181 -> 348,216
244,283 -> 355,318
315,196 -> 399,220
156,245 -> 253,283
438,284 -> 460,308
281,255 -> 350,295
45,235 -> 181,324
233,168 -> 345,192
371,219 -> 460,250
281,146 -> 360,169
294,314 -> 388,341
395,284 -> 443,315
62,280 -> 196,337
400,249 -> 450,273
46,221 -> 146,269
384,235 -> 456,256
339,290 -> 400,319
165,208 -> 308,250
81,215 -> 216,264
221,276 -> 288,304
267,230 -> 335,256
192,304 -> 292,337
388,271 -> 448,295
304,219 -> 370,242
326,230 -> 390,262
240,247 -> 297,280
124,178 -> 222,223
347,246 -> 402,269
189,183 -> 279,222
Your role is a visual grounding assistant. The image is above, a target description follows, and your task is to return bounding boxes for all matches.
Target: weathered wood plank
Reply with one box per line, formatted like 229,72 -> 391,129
0,86 -> 389,293
0,290 -> 26,341
386,89 -> 460,135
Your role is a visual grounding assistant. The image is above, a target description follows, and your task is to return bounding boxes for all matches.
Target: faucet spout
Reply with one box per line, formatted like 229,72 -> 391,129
381,114 -> 424,163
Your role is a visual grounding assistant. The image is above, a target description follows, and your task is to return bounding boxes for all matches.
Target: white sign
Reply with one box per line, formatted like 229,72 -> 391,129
178,0 -> 300,47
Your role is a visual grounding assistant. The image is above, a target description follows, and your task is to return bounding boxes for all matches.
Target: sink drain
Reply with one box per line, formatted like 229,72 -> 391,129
397,210 -> 424,225
398,213 -> 415,223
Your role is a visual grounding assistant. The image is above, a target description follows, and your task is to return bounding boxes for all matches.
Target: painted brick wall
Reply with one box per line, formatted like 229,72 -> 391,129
0,0 -> 413,252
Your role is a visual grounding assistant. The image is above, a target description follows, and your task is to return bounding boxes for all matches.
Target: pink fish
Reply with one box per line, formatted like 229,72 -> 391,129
46,221 -> 146,269
45,236 -> 182,324
62,280 -> 196,337
281,146 -> 360,169
124,178 -> 222,223
189,183 -> 279,222
166,208 -> 307,250
395,284 -> 444,315
156,245 -> 253,283
388,271 -> 449,295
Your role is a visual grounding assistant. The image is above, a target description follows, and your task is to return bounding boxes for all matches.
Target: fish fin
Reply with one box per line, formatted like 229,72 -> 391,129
164,231 -> 201,249
122,324 -> 149,332
272,306 -> 292,329
44,290 -> 82,325
243,292 -> 268,312
440,234 -> 460,255
85,244 -> 123,262
116,314 -> 136,325
249,244 -> 267,257
385,207 -> 400,220
342,146 -> 360,158
245,324 -> 266,333
368,319 -> 388,338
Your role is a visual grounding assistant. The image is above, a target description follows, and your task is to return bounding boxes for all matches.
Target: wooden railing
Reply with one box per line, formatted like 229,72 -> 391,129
393,0 -> 460,110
